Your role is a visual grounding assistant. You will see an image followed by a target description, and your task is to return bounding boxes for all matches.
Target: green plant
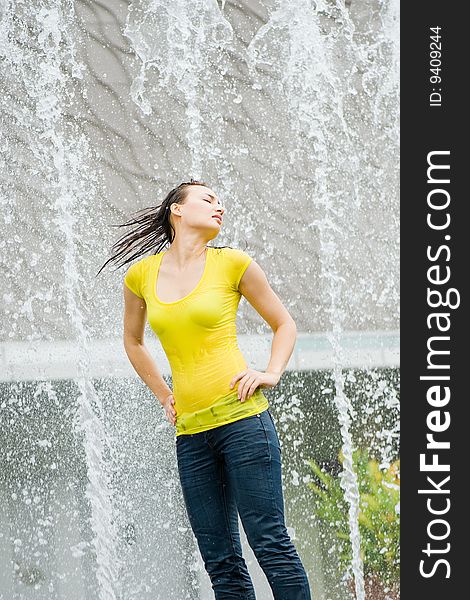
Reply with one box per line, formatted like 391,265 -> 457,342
307,448 -> 400,593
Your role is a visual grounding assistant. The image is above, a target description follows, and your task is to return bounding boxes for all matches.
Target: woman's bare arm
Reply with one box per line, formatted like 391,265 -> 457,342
238,260 -> 297,375
229,260 -> 297,402
123,285 -> 176,422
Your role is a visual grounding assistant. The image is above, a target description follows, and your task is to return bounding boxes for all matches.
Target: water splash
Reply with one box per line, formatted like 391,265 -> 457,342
1,2 -> 122,598
123,0 -> 233,177
363,0 -> 400,133
1,1 -> 399,597
246,1 -> 398,597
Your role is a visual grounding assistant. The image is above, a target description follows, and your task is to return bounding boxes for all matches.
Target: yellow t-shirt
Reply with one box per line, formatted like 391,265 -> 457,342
124,246 -> 269,435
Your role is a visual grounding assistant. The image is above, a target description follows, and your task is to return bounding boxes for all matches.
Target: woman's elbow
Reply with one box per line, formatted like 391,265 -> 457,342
273,316 -> 297,334
289,317 -> 297,335
123,332 -> 144,351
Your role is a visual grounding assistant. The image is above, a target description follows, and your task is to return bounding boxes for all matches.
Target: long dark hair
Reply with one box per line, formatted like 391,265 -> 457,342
96,179 -> 227,277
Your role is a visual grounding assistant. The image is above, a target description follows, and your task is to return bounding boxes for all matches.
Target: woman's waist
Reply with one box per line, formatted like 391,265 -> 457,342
169,347 -> 247,384
175,388 -> 269,435
171,369 -> 242,408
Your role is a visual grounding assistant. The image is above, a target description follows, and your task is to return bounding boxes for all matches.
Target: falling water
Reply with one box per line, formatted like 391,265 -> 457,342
123,0 -> 233,177
1,1 -> 399,598
246,1 -> 399,598
1,3 -> 121,599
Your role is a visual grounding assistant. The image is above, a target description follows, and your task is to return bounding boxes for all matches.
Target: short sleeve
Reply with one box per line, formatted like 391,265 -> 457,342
224,248 -> 253,291
124,260 -> 144,298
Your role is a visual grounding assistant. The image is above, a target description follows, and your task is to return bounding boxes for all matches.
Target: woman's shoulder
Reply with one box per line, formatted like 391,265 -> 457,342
123,253 -> 157,298
125,253 -> 157,272
211,246 -> 253,289
140,252 -> 162,264
211,246 -> 251,260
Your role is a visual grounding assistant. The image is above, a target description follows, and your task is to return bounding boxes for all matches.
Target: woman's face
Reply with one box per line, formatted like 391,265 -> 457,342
172,185 -> 225,233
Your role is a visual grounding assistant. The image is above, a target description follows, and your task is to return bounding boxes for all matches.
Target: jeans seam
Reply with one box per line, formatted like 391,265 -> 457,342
266,410 -> 282,455
259,412 -> 272,461
259,415 -> 280,514
218,459 -> 252,599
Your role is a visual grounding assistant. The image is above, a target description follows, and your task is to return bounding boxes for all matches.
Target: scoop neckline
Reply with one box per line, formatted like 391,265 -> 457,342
153,246 -> 211,305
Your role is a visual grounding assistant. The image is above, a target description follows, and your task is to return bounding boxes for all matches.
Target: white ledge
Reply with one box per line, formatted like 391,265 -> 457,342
0,331 -> 399,382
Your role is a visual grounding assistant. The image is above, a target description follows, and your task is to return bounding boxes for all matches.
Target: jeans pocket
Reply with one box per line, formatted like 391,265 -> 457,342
266,410 -> 282,455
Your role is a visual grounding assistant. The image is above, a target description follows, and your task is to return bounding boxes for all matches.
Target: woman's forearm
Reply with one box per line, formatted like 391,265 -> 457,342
124,340 -> 172,406
265,320 -> 297,376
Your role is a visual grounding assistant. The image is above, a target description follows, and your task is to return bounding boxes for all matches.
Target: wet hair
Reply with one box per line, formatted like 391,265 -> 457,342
96,179 -> 231,276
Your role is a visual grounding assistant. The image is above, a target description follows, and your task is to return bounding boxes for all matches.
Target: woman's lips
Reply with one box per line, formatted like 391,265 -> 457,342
212,215 -> 222,224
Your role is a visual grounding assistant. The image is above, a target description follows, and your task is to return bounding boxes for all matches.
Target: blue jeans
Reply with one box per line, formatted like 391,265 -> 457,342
176,409 -> 312,600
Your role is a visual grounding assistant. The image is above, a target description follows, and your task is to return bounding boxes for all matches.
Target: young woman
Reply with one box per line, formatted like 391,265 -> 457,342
100,180 -> 312,599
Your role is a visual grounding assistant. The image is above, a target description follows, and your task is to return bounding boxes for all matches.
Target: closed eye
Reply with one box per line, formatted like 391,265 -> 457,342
203,195 -> 223,208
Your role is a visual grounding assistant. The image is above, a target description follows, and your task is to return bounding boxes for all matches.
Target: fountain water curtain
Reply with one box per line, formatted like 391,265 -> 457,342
244,1 -> 399,599
1,2 -> 122,600
123,0 -> 234,178
0,0 -> 399,598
